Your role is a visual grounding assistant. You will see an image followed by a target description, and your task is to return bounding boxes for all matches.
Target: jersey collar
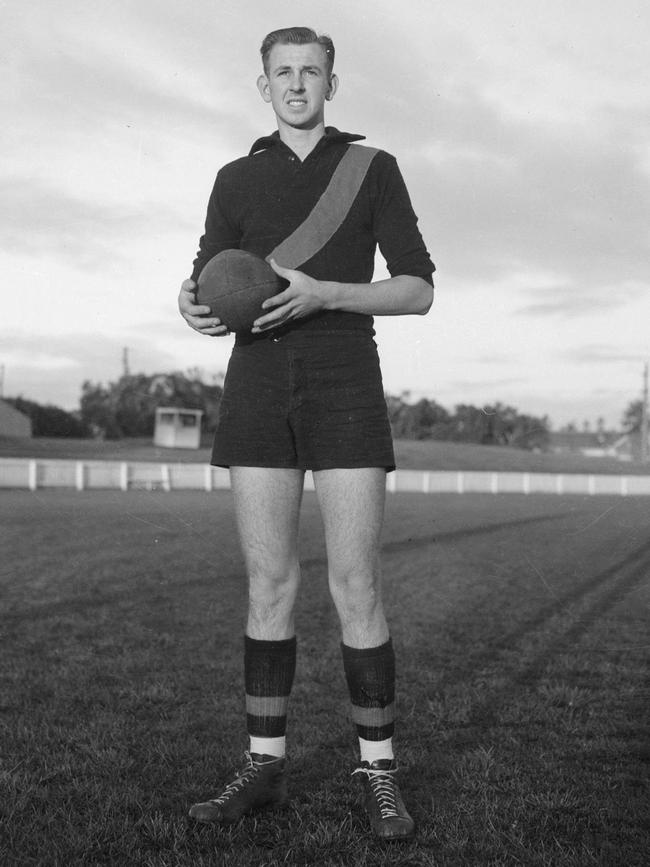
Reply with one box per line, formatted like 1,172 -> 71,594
249,126 -> 366,156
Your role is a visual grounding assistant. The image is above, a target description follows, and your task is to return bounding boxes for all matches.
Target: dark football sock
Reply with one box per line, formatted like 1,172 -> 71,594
244,635 -> 296,754
341,638 -> 396,752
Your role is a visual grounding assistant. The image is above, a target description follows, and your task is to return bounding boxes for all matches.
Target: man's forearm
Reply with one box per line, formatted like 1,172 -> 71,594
322,275 -> 433,317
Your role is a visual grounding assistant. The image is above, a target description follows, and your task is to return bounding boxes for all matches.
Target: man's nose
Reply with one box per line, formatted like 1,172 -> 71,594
289,72 -> 305,91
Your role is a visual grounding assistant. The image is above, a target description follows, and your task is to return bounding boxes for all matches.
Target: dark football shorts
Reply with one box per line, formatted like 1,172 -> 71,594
212,329 -> 395,472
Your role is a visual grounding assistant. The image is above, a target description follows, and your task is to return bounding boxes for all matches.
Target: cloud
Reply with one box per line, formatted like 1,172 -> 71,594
2,330 -> 194,408
329,20 -> 650,297
448,378 -> 528,392
0,178 -> 150,269
3,324 -> 234,410
560,344 -> 648,364
4,1 -> 266,149
410,97 -> 650,293
10,45 -> 252,145
515,281 -> 647,317
4,331 -> 170,374
475,354 -> 521,365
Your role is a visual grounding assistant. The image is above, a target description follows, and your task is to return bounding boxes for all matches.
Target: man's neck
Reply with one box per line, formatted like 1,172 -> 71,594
277,121 -> 326,161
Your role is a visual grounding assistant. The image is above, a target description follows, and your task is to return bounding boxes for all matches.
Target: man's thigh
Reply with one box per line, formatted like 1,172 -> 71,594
312,467 -> 386,574
230,466 -> 305,573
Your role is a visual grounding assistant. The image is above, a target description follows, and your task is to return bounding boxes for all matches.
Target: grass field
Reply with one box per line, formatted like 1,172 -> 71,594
1,489 -> 649,866
2,435 -> 649,475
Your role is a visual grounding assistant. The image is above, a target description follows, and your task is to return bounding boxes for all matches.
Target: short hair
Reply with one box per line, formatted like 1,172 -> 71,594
260,27 -> 335,77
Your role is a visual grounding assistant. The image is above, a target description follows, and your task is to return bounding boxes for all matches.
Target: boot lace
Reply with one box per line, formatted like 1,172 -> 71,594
353,765 -> 400,818
209,751 -> 260,806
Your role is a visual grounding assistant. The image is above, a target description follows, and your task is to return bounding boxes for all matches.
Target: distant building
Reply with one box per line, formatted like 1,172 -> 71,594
549,427 -> 650,463
548,430 -> 620,459
154,407 -> 203,449
0,399 -> 32,438
611,430 -> 647,463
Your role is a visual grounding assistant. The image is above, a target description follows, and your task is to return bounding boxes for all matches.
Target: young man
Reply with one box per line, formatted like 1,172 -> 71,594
178,27 -> 434,840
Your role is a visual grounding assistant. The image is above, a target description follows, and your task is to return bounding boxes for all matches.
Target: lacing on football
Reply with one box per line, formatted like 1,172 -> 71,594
209,751 -> 260,805
353,766 -> 400,818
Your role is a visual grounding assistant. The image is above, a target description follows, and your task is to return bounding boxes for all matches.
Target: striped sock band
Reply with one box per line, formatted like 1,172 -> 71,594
244,635 -> 296,741
341,638 -> 396,743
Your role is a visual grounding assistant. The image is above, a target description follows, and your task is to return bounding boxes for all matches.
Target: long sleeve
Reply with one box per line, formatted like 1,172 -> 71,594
190,171 -> 242,282
369,154 -> 435,285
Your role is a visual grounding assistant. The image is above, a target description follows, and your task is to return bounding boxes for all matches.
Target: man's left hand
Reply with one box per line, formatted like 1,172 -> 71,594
251,259 -> 326,332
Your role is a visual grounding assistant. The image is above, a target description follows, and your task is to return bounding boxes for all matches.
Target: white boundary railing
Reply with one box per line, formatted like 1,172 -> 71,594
1,457 -> 649,496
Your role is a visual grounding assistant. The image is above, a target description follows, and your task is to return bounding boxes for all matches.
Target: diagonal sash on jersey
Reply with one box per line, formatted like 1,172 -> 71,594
266,144 -> 379,270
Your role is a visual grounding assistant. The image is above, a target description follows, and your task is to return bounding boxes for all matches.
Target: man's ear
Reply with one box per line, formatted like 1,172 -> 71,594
257,74 -> 272,103
326,73 -> 339,101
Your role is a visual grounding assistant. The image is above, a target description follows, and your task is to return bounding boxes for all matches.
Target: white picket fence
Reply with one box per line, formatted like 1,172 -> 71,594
1,457 -> 649,496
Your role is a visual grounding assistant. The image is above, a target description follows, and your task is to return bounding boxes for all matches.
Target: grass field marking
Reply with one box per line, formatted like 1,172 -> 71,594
517,537 -> 650,683
440,539 -> 650,775
523,554 -> 561,602
490,531 -> 650,676
564,503 -> 619,536
118,508 -> 175,533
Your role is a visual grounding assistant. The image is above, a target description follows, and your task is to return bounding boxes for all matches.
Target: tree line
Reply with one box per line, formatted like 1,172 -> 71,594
6,372 -> 643,449
79,369 -> 223,439
5,370 -> 221,439
386,394 -> 550,450
5,371 -> 557,450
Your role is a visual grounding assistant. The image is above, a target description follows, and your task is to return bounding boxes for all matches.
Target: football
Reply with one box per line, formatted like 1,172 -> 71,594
196,249 -> 285,333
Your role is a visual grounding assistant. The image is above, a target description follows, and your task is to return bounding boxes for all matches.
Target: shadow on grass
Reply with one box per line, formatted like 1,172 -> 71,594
459,535 -> 650,726
440,534 -> 650,705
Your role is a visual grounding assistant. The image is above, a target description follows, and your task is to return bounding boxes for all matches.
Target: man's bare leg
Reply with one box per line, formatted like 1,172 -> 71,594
231,466 -> 305,641
313,467 -> 414,840
189,467 -> 304,824
312,467 -> 388,649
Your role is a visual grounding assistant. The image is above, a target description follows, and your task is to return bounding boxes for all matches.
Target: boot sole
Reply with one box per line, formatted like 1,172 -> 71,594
188,796 -> 289,824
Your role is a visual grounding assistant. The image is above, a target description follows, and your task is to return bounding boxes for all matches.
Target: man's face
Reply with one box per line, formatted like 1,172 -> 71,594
257,42 -> 337,131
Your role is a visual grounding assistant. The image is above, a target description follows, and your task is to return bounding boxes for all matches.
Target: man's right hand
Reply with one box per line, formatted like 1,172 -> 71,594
178,278 -> 230,336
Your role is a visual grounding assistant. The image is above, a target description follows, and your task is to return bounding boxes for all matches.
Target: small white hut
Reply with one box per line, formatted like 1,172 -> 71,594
0,399 -> 32,438
154,407 -> 203,449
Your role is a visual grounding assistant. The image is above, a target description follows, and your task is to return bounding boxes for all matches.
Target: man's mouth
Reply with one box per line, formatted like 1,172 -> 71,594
287,99 -> 307,106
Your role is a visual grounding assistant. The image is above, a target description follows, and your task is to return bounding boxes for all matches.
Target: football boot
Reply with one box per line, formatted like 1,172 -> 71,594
352,758 -> 415,840
188,752 -> 287,824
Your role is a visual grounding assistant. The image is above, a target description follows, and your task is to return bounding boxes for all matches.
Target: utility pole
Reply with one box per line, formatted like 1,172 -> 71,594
122,347 -> 130,378
642,362 -> 649,463
0,364 -> 4,399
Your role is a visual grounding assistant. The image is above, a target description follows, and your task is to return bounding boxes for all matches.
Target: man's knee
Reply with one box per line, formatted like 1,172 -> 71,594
247,565 -> 300,640
248,558 -> 299,606
330,566 -> 389,648
248,560 -> 299,600
328,561 -> 381,612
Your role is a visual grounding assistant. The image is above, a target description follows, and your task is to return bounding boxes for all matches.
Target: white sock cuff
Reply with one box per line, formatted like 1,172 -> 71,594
359,736 -> 394,763
249,735 -> 286,758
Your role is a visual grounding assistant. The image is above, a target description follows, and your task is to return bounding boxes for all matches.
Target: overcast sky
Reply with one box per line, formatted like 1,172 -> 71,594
2,0 -> 649,429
